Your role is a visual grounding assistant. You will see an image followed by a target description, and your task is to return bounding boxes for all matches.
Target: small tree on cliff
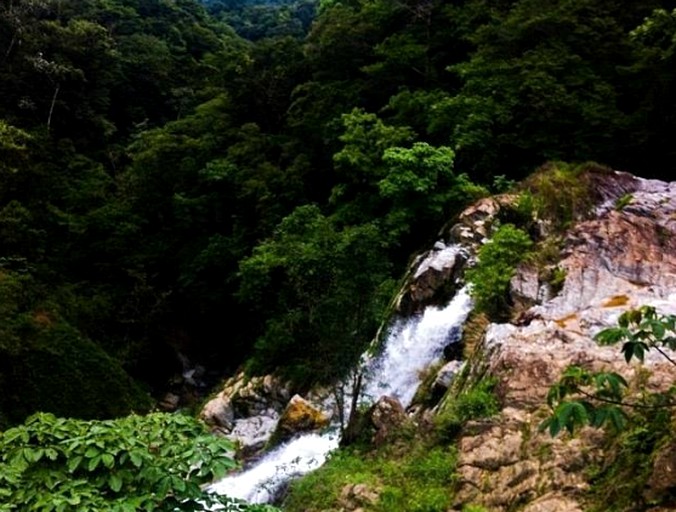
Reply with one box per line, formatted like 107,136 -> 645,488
542,306 -> 676,436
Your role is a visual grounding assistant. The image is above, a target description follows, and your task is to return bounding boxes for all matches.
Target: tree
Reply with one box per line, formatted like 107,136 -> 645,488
543,306 -> 676,437
623,7 -> 676,178
238,205 -> 394,386
0,411 -> 279,511
379,141 -> 486,246
427,0 -> 646,181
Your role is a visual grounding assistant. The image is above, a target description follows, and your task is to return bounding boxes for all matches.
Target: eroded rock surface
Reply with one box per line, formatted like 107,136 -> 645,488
453,175 -> 676,510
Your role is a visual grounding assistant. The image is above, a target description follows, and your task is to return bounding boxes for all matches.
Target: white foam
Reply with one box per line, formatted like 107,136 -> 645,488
361,286 -> 473,406
209,432 -> 340,504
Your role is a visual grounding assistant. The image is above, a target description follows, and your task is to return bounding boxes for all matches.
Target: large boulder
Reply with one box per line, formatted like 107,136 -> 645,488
200,395 -> 235,432
200,371 -> 294,456
228,412 -> 280,457
274,394 -> 329,442
369,395 -> 406,446
396,243 -> 468,315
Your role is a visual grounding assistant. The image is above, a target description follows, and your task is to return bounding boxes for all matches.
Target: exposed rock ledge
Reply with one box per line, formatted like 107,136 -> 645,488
452,175 -> 676,510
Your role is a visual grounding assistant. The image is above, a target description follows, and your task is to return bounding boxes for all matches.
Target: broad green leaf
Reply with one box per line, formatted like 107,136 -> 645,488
88,454 -> 101,471
129,451 -> 143,468
109,473 -> 123,492
101,453 -> 114,469
67,455 -> 83,473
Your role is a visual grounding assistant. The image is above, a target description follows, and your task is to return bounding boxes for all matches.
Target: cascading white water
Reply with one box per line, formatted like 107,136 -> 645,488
360,286 -> 471,407
210,432 -> 340,504
209,244 -> 473,505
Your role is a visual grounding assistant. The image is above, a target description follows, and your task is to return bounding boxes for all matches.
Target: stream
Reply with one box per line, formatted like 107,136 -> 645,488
209,245 -> 473,505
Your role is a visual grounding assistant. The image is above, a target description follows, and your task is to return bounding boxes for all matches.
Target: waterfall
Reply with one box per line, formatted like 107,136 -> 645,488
209,245 -> 473,505
360,286 -> 471,407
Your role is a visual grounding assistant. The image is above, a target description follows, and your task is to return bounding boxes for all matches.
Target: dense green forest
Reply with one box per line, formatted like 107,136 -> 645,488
1,0 -> 676,432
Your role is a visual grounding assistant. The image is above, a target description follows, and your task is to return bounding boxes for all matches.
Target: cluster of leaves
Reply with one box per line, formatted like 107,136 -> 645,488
543,306 -> 676,437
0,411 -> 279,512
465,224 -> 533,317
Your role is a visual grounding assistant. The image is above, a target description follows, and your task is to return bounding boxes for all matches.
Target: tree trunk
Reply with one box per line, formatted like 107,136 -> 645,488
47,83 -> 60,130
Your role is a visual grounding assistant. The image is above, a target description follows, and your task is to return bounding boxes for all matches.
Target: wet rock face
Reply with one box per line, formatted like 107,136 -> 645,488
396,194 -> 518,316
396,245 -> 468,316
452,175 -> 676,511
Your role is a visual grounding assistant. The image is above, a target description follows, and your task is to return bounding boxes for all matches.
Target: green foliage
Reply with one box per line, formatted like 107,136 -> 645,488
462,506 -> 490,512
0,271 -> 151,427
435,377 -> 500,442
239,205 -> 394,385
584,398 -> 674,511
543,306 -> 676,437
595,306 -> 676,364
379,142 -> 487,243
542,366 -> 628,436
614,193 -> 634,211
436,1 -> 644,180
0,411 -> 278,512
284,443 -> 458,512
546,266 -> 567,294
465,224 -> 533,316
517,162 -> 596,229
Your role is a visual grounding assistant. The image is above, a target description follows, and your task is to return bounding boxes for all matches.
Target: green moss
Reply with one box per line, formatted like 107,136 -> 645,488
614,193 -> 634,211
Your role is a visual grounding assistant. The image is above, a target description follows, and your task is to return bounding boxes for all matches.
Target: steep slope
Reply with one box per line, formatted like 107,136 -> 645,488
453,173 -> 676,511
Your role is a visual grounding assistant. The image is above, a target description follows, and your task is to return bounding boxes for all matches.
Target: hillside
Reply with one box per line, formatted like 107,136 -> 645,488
207,167 -> 676,511
2,0 -> 676,510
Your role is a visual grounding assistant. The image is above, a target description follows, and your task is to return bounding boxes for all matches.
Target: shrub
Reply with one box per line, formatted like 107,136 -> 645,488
518,162 -> 595,229
465,224 -> 533,316
0,412 -> 277,512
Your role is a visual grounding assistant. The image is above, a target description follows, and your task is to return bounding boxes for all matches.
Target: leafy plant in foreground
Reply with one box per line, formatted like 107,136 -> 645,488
542,306 -> 676,436
0,412 -> 278,512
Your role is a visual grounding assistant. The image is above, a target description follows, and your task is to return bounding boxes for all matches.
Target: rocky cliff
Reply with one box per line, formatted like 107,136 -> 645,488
450,172 -> 676,511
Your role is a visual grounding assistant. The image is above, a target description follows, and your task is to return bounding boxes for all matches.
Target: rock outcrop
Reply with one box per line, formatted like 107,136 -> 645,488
369,395 -> 406,446
274,394 -> 330,442
452,174 -> 676,510
200,371 -> 295,454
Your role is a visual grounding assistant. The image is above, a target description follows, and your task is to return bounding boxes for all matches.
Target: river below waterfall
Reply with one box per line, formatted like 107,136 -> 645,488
209,248 -> 473,505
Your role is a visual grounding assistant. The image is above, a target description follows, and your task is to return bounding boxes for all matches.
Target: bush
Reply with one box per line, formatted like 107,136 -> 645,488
517,162 -> 596,229
465,224 -> 533,317
0,412 -> 279,511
